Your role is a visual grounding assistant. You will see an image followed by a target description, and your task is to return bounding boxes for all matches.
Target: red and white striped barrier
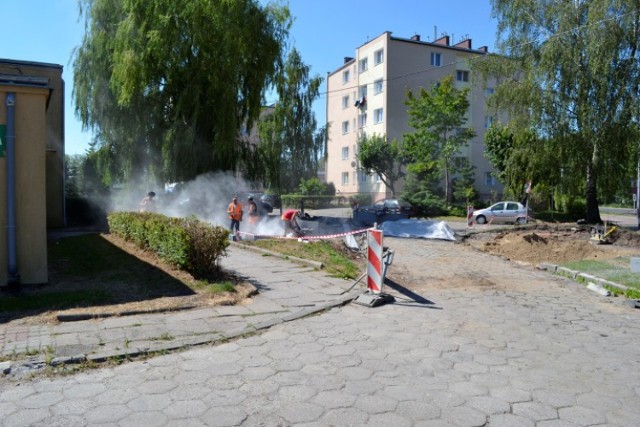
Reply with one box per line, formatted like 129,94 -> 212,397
467,205 -> 474,228
366,229 -> 383,295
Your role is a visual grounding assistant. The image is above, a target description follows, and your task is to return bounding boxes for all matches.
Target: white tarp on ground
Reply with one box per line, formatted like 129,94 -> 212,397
379,219 -> 456,241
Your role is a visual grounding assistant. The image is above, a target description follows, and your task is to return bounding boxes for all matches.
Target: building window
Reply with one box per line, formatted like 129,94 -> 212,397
342,69 -> 350,84
358,85 -> 368,99
372,173 -> 382,183
484,116 -> 494,129
374,79 -> 383,94
342,146 -> 349,160
374,49 -> 384,65
358,113 -> 367,128
456,70 -> 470,82
342,95 -> 349,109
342,172 -> 349,185
358,57 -> 368,73
485,172 -> 497,186
430,52 -> 441,67
359,171 -> 368,183
342,120 -> 349,134
374,108 -> 384,124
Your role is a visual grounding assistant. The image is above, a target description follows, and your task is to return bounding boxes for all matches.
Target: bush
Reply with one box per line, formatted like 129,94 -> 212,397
298,177 -> 335,196
281,194 -> 349,209
108,212 -> 229,277
556,195 -> 586,217
447,205 -> 467,217
403,190 -> 448,217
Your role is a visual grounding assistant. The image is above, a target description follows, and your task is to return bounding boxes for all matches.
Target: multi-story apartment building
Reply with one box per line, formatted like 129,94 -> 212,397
325,31 -> 502,202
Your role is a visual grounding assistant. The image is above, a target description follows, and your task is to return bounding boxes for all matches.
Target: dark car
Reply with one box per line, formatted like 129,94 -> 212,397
260,193 -> 281,210
371,198 -> 416,217
353,198 -> 416,226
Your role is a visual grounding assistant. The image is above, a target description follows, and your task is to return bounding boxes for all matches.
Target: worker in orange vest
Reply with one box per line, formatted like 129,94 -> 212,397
227,195 -> 243,237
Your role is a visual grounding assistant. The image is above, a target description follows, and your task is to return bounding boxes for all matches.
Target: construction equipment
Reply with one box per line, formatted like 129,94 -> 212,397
590,223 -> 617,244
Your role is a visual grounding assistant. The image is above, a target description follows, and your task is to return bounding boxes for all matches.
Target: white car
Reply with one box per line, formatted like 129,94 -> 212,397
472,201 -> 528,225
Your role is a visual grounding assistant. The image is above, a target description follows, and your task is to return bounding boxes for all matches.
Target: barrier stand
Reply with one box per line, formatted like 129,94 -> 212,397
467,205 -> 474,228
353,229 -> 396,307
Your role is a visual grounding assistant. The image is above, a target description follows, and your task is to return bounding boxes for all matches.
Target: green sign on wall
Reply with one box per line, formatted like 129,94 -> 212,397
0,124 -> 5,158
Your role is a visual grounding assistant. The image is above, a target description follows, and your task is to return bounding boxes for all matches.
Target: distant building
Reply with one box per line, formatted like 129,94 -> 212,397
0,58 -> 65,286
325,31 -> 502,201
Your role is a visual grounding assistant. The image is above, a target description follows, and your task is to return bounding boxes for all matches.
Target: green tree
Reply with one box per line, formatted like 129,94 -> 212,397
483,124 -> 556,200
65,154 -> 85,197
451,158 -> 477,205
298,177 -> 334,196
357,133 -> 406,197
403,75 -> 476,206
256,49 -> 324,193
73,0 -> 291,184
480,0 -> 640,223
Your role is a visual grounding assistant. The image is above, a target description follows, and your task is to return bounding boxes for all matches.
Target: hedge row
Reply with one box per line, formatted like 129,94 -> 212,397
107,212 -> 229,277
281,195 -> 352,210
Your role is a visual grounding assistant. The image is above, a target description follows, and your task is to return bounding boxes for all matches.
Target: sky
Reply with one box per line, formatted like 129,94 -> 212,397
2,0 -> 498,155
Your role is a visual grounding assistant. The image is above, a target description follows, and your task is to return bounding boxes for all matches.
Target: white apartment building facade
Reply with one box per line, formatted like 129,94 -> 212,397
325,31 -> 502,202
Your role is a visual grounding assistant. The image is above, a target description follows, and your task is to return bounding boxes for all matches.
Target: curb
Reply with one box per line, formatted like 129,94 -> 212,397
56,305 -> 200,322
4,294 -> 357,376
537,263 -> 630,293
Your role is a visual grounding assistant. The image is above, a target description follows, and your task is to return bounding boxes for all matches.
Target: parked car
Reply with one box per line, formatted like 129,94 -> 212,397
260,193 -> 282,210
472,201 -> 528,225
353,198 -> 416,226
370,198 -> 417,217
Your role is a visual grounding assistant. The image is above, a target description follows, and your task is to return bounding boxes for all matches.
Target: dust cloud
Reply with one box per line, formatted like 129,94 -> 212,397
107,172 -> 286,236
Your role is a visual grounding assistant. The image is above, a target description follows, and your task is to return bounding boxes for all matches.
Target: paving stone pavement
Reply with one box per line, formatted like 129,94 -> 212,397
1,239 -> 640,426
0,245 -> 360,368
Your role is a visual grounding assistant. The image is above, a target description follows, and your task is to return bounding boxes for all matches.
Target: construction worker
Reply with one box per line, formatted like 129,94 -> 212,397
139,191 -> 156,212
281,208 -> 302,237
247,196 -> 259,227
227,195 -> 243,237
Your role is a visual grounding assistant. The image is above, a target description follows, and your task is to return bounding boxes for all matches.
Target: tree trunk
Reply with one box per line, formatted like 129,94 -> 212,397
585,160 -> 602,224
444,166 -> 450,207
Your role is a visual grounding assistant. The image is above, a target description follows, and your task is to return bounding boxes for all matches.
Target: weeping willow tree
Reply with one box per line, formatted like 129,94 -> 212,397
256,49 -> 325,193
477,0 -> 640,223
73,0 -> 291,185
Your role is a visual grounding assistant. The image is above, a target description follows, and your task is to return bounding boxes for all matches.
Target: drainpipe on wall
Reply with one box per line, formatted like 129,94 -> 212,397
5,92 -> 19,285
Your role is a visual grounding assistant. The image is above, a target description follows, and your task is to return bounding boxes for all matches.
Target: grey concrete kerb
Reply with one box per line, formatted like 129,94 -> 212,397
5,293 -> 357,375
538,262 -> 630,292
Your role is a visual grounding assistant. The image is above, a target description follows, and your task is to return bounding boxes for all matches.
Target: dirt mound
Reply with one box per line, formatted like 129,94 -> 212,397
468,226 -> 640,266
609,228 -> 640,246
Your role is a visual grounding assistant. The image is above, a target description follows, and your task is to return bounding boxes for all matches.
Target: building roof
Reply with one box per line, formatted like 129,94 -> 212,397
328,31 -> 488,77
0,58 -> 63,70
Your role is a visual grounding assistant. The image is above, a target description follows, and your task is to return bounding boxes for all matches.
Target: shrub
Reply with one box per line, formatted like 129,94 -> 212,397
281,194 -> 349,209
183,217 -> 230,277
108,212 -> 229,277
556,195 -> 586,218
